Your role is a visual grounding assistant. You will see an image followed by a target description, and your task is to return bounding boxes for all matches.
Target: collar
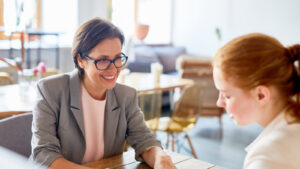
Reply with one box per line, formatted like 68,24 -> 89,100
69,69 -> 120,138
245,108 -> 287,153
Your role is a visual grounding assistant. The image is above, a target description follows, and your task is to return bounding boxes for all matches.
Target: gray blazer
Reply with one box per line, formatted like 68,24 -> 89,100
31,70 -> 161,167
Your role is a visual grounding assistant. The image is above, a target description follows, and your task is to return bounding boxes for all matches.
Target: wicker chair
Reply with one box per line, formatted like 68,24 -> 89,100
157,85 -> 202,158
0,72 -> 15,86
41,68 -> 61,78
176,55 -> 224,137
124,90 -> 162,151
138,90 -> 162,133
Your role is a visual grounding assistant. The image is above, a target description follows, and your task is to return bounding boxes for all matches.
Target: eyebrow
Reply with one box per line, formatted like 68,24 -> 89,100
95,53 -> 122,59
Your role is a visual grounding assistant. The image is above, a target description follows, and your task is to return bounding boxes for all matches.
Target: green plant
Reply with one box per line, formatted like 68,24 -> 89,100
215,27 -> 222,41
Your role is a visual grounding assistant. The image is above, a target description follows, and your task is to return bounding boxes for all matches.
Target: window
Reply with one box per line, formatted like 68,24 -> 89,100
112,0 -> 173,45
0,0 -> 41,39
0,0 -> 76,46
0,0 -> 4,38
111,0 -> 135,42
137,0 -> 172,44
41,0 -> 78,46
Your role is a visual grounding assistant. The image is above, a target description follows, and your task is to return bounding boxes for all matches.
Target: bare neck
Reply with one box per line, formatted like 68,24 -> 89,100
258,98 -> 286,128
82,78 -> 106,100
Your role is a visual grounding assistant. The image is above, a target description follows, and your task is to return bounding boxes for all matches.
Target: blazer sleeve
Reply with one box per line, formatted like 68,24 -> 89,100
125,90 -> 162,160
31,81 -> 63,167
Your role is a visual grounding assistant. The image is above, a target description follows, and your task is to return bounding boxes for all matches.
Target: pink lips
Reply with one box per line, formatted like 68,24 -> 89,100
100,75 -> 116,82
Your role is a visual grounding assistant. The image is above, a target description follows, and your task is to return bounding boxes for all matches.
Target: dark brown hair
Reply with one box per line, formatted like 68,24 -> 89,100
71,17 -> 124,75
213,33 -> 300,122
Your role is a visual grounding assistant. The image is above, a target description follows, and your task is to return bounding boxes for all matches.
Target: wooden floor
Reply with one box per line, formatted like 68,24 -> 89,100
156,113 -> 262,169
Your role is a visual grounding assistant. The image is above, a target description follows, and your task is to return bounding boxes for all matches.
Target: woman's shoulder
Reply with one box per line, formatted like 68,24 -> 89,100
273,121 -> 300,141
270,121 -> 300,143
38,72 -> 70,86
37,71 -> 76,94
261,120 -> 300,147
113,83 -> 137,97
38,73 -> 70,87
251,121 -> 300,155
247,122 -> 300,167
38,69 -> 81,86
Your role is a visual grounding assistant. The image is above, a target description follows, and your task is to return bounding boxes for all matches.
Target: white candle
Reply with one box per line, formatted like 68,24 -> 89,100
151,62 -> 163,85
119,68 -> 130,83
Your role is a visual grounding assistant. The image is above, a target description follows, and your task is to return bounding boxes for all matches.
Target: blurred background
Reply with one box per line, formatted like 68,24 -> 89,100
0,1 -> 299,169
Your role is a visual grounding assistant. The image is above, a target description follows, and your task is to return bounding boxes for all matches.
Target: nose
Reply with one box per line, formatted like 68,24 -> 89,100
216,93 -> 225,108
106,61 -> 118,71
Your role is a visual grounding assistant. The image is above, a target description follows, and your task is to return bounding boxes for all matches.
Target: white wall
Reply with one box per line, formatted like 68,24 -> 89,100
228,0 -> 300,46
42,0 -> 78,46
78,0 -> 108,25
41,0 -> 109,72
42,0 -> 108,46
172,0 -> 300,57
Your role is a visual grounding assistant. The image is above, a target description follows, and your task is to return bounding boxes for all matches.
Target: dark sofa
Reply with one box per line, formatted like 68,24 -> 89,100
127,45 -> 186,108
127,45 -> 186,75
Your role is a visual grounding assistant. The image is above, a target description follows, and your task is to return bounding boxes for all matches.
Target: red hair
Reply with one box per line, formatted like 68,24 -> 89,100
213,33 -> 300,122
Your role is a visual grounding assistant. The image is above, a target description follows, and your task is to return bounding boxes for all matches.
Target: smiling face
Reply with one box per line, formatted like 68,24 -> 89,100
77,38 -> 122,99
213,66 -> 261,126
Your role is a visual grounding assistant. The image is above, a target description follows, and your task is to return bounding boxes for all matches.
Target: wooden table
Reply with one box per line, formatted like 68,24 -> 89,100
120,72 -> 193,93
0,83 -> 36,118
84,150 -> 225,169
0,73 -> 193,118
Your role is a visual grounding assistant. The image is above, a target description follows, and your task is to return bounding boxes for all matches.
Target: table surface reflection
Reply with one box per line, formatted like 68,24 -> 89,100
120,72 -> 193,92
83,150 -> 226,169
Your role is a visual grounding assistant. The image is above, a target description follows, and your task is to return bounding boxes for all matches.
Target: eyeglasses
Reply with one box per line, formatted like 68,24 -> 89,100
84,53 -> 128,71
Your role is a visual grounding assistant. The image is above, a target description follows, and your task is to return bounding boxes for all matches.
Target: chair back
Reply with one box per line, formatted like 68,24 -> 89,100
0,72 -> 15,86
138,90 -> 162,132
41,68 -> 61,78
177,57 -> 224,136
168,85 -> 202,132
176,56 -> 224,116
0,113 -> 32,157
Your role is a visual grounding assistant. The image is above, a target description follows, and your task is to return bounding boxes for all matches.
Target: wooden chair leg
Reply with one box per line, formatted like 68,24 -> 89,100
171,134 -> 175,152
219,113 -> 223,138
185,134 -> 198,159
124,141 -> 130,152
166,132 -> 170,149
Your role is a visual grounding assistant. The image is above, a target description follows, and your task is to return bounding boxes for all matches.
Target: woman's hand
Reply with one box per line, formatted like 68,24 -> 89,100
142,147 -> 177,169
153,153 -> 177,169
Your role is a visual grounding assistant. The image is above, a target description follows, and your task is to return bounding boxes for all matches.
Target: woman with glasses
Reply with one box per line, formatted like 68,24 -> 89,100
31,18 -> 176,169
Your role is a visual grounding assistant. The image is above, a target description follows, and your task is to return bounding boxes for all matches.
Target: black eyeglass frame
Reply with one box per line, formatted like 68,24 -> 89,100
83,53 -> 128,71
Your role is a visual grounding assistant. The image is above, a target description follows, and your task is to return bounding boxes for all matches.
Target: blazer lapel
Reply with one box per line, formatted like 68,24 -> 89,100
69,70 -> 85,137
104,88 -> 121,156
68,70 -> 121,156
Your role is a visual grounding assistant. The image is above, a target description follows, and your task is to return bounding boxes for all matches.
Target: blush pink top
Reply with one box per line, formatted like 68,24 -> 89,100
81,83 -> 106,164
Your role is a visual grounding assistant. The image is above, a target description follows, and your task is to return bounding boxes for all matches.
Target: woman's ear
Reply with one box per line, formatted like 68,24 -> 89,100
77,54 -> 85,69
254,85 -> 271,105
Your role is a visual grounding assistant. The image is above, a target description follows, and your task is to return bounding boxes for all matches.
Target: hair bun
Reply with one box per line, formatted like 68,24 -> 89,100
286,44 -> 300,62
